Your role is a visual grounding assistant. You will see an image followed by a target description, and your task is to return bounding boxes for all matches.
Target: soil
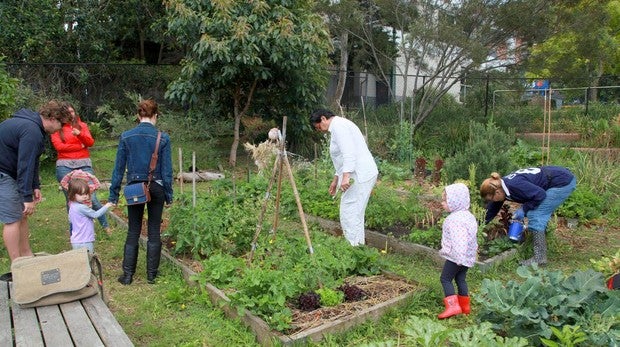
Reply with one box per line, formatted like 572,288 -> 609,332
287,274 -> 418,335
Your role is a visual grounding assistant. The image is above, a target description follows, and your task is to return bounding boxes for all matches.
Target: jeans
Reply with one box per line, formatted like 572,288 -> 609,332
56,165 -> 109,229
72,242 -> 94,253
440,260 -> 469,296
125,182 -> 165,247
527,177 -> 577,232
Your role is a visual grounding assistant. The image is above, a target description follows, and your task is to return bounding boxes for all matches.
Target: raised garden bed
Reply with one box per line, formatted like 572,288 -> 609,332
305,214 -> 517,271
108,212 -> 421,346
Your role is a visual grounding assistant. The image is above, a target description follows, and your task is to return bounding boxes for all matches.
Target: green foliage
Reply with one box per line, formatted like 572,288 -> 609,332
363,316 -> 529,347
388,121 -> 415,163
443,121 -> 517,188
163,193 -> 257,259
166,0 -> 333,160
589,249 -> 620,280
555,186 -> 604,222
316,287 -> 344,307
406,226 -> 441,249
476,266 -> 620,346
509,139 -> 543,168
540,325 -> 587,347
0,57 -> 19,120
365,184 -> 429,231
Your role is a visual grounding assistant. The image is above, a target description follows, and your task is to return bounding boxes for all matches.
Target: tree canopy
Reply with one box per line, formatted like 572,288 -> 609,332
165,0 -> 332,165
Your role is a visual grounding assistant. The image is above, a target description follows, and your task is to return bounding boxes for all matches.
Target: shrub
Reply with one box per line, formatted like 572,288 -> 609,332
443,121 -> 517,187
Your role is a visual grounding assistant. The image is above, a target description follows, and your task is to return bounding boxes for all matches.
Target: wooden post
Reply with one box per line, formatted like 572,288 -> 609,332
178,147 -> 183,195
192,152 -> 196,208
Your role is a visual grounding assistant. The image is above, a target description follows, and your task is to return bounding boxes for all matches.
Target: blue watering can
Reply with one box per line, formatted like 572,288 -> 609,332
507,220 -> 524,242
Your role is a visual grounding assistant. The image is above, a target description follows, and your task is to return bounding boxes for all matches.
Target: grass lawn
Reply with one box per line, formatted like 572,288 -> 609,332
1,138 -> 618,346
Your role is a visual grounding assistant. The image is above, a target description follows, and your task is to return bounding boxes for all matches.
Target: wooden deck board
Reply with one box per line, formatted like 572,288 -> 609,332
82,295 -> 134,347
0,282 -> 13,346
36,304 -> 74,346
60,300 -> 105,347
2,280 -> 133,346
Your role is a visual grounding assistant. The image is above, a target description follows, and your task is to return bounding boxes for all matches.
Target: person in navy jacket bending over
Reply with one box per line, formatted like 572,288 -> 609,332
479,166 -> 576,266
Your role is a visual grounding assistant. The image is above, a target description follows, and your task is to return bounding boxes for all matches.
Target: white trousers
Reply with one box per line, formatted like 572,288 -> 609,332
339,175 -> 377,246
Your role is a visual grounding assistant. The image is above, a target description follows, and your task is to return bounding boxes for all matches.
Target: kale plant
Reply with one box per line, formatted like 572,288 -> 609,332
476,265 -> 620,346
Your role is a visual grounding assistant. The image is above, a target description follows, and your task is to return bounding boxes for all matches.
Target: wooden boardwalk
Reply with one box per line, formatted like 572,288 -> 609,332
0,281 -> 133,347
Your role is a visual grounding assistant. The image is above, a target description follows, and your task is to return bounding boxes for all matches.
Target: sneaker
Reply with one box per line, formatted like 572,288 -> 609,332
104,227 -> 113,236
0,272 -> 12,282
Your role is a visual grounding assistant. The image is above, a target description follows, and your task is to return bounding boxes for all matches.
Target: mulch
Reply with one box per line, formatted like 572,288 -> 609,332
287,274 -> 418,335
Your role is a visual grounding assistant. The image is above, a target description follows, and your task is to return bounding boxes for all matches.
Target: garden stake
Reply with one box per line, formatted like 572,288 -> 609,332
248,148 -> 282,266
247,117 -> 315,266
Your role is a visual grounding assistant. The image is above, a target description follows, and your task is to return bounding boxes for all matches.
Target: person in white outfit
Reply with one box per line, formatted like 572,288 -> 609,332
310,109 -> 378,246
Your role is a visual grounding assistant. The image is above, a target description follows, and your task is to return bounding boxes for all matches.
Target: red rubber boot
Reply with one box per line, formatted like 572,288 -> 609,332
458,295 -> 470,314
438,295 -> 462,319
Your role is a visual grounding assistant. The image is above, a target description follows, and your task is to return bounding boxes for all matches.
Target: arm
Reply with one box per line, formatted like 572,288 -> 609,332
51,128 -> 86,153
484,201 -> 503,224
17,127 -> 43,202
108,138 -> 127,204
76,203 -> 111,219
161,134 -> 174,204
510,182 -> 547,214
75,120 -> 95,147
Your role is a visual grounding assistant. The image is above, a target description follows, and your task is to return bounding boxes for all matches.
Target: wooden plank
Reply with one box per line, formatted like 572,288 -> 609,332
36,304 -> 74,346
60,300 -> 104,347
9,283 -> 44,347
82,296 -> 134,347
0,282 -> 12,346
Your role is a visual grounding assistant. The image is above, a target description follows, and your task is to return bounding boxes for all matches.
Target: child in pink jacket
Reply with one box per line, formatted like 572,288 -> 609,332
437,183 -> 478,319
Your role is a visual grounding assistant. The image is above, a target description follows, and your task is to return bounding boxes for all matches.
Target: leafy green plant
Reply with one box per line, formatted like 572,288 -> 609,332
363,316 -> 529,347
540,325 -> 587,347
590,250 -> 620,281
555,186 -> 604,222
316,287 -> 344,307
406,226 -> 441,249
476,266 -> 619,346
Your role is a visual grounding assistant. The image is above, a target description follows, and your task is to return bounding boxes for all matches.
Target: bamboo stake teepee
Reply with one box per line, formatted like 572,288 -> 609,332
247,117 -> 314,265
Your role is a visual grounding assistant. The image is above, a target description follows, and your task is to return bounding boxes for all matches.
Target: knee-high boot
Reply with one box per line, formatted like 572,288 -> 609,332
118,244 -> 138,285
521,230 -> 547,266
146,241 -> 162,284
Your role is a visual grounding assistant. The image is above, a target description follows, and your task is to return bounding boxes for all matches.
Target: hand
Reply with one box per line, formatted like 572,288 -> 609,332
23,201 -> 36,216
513,208 -> 525,221
72,128 -> 81,136
328,177 -> 338,196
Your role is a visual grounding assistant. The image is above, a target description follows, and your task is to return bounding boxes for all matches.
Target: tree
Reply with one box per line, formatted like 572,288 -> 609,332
165,0 -> 332,166
525,0 -> 620,101
352,0 -> 551,131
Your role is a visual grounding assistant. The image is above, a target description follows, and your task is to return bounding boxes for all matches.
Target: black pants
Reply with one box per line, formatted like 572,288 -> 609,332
125,182 -> 165,247
440,260 -> 469,297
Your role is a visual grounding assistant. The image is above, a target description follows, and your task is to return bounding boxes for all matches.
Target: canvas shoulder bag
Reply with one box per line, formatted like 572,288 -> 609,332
124,131 -> 161,205
11,248 -> 104,308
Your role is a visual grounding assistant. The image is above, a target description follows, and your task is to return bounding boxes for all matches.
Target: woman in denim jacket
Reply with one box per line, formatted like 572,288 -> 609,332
109,99 -> 173,285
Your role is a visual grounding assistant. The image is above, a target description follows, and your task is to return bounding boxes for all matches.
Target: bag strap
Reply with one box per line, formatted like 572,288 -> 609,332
90,253 -> 105,302
147,131 -> 162,186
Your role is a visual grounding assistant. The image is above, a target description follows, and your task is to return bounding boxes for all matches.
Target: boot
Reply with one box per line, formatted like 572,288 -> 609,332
438,295 -> 462,319
458,295 -> 470,314
146,241 -> 162,284
520,230 -> 548,266
118,244 -> 138,285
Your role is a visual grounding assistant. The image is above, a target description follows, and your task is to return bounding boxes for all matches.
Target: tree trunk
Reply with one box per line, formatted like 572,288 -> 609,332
229,80 -> 258,167
330,31 -> 349,111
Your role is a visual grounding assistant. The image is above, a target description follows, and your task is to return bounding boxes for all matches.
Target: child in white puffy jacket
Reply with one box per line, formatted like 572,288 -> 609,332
437,182 -> 478,319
